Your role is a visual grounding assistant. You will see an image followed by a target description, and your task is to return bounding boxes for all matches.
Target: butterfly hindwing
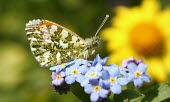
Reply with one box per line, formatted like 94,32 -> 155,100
26,19 -> 100,67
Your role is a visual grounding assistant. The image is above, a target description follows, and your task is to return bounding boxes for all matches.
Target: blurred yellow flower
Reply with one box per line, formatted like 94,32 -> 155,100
101,0 -> 170,82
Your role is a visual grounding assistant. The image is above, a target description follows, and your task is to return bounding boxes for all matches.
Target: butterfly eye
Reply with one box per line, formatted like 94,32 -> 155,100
95,37 -> 101,43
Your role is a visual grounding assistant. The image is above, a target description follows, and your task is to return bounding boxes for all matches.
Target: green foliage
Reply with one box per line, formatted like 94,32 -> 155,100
141,83 -> 170,102
110,83 -> 170,102
113,89 -> 142,102
71,82 -> 90,102
103,83 -> 170,102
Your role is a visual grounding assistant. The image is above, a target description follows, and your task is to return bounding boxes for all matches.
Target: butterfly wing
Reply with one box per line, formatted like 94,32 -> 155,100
25,19 -> 87,67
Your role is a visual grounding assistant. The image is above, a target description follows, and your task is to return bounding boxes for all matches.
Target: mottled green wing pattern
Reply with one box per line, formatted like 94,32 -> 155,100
25,19 -> 89,67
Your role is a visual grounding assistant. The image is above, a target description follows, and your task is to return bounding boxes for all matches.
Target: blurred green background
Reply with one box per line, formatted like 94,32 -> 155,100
0,0 -> 146,102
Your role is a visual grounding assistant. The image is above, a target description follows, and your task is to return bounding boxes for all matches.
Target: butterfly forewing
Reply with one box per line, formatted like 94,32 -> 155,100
25,19 -> 92,67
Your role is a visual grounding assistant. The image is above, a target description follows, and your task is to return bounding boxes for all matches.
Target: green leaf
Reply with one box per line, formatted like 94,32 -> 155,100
108,93 -> 114,102
113,89 -> 142,102
71,82 -> 90,102
141,83 -> 170,102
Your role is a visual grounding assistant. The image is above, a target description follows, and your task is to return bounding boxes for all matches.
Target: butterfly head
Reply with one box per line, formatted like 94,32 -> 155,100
85,36 -> 101,49
92,36 -> 101,47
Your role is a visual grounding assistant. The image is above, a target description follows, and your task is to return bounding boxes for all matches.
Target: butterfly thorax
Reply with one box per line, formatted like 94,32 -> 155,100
80,36 -> 101,59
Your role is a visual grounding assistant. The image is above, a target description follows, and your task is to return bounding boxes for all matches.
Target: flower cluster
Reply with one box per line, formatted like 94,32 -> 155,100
50,54 -> 150,102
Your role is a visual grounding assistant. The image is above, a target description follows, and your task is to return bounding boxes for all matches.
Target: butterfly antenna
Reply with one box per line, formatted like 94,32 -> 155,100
95,14 -> 109,36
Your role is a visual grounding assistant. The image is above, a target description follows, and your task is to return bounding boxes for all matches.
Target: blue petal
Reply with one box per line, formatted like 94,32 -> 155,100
92,54 -> 109,66
52,80 -> 59,86
51,72 -> 57,80
134,78 -> 143,87
60,72 -> 65,77
70,63 -> 79,70
97,71 -> 102,78
110,84 -> 122,94
75,60 -> 84,66
120,67 -> 128,71
49,66 -> 57,70
103,66 -> 110,71
141,74 -> 150,82
102,80 -> 110,89
109,66 -> 120,77
90,92 -> 99,102
84,84 -> 93,94
67,61 -> 76,66
127,73 -> 135,82
76,74 -> 85,83
81,60 -> 89,65
79,65 -> 88,74
58,78 -> 64,85
65,68 -> 72,76
52,78 -> 64,86
81,79 -> 89,87
117,78 -> 129,85
55,68 -> 61,73
85,70 -> 93,77
95,54 -> 100,60
104,65 -> 118,74
120,68 -> 128,77
99,89 -> 109,98
92,54 -> 100,66
50,64 -> 67,71
94,62 -> 102,71
102,70 -> 110,80
89,79 -> 99,85
65,75 -> 76,84
138,63 -> 147,73
127,62 -> 137,73
98,79 -> 103,87
102,57 -> 109,65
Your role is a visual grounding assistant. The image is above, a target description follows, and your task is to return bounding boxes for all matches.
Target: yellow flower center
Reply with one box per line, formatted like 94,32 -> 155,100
109,77 -> 116,83
90,72 -> 96,78
78,58 -> 84,60
135,71 -> 141,77
56,75 -> 61,80
130,22 -> 164,56
71,69 -> 78,75
94,85 -> 100,92
60,63 -> 65,66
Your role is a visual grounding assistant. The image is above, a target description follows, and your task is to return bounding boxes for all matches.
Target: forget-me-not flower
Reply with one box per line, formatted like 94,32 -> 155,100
84,79 -> 109,102
81,62 -> 103,87
92,54 -> 109,66
127,62 -> 150,87
65,61 -> 88,84
51,68 -> 66,86
102,65 -> 128,94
